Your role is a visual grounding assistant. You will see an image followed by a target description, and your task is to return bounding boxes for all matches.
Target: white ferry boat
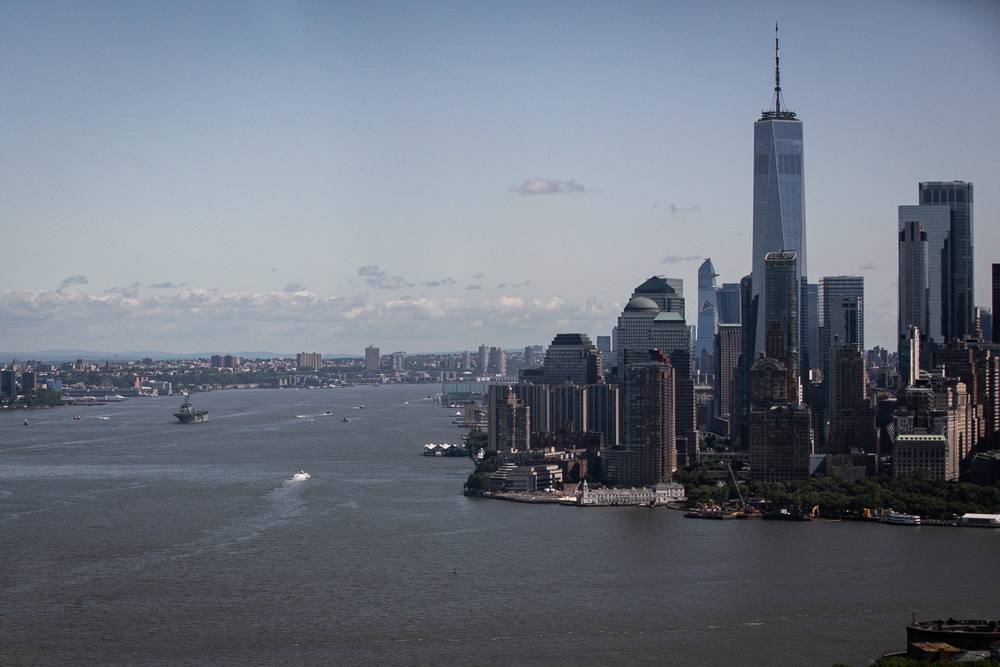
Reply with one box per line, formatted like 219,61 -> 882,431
885,512 -> 921,525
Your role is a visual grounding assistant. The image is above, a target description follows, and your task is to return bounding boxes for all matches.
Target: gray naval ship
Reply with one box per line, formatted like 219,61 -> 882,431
173,394 -> 209,424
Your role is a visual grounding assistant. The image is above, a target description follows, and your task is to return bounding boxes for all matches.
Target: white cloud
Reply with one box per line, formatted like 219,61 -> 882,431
0,287 -> 620,354
660,254 -> 703,264
509,178 -> 589,195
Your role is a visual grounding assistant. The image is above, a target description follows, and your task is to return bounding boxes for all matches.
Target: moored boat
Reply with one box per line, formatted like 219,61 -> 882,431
884,511 -> 921,525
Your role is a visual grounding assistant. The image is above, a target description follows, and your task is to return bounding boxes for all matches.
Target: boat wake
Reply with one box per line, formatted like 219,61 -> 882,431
287,470 -> 311,483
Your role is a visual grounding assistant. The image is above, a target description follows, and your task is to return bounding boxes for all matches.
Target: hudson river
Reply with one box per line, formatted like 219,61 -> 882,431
3,385 -> 998,666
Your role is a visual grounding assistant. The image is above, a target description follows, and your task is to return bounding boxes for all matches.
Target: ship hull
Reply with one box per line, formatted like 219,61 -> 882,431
174,411 -> 209,424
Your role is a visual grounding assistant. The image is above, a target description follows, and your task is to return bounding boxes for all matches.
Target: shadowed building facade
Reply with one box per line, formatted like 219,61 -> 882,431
603,350 -> 677,486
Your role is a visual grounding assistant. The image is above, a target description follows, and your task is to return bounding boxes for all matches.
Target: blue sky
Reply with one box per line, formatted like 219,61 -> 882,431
1,1 -> 998,356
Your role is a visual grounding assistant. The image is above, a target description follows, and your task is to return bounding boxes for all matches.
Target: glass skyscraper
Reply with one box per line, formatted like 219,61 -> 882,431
751,27 -> 805,362
695,258 -> 719,377
897,181 -> 974,372
919,181 -> 974,343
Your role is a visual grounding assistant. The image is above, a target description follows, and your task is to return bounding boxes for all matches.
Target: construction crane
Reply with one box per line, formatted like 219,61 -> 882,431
728,463 -> 746,509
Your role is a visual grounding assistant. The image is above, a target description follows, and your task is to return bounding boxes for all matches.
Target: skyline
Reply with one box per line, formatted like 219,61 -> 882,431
1,1 -> 998,356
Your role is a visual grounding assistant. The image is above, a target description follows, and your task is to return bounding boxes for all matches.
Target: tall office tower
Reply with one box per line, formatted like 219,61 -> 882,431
695,258 -> 720,378
715,323 -> 743,426
623,350 -> 677,484
747,353 -> 812,481
763,251 -> 800,379
478,344 -> 489,373
819,276 -> 864,442
512,383 -> 551,435
461,351 -> 472,370
902,326 -> 922,388
487,385 -> 530,452
717,283 -> 742,325
732,274 -> 757,446
551,384 -> 587,434
488,347 -> 506,376
923,182 -> 975,342
803,282 -> 819,383
820,277 -> 864,353
828,345 -> 876,454
979,308 -> 992,345
629,276 -> 684,315
21,371 -> 36,397
615,296 -> 660,371
898,220 -> 930,385
364,345 -> 380,373
752,26 -> 806,364
541,333 -> 604,385
596,335 -> 613,370
898,181 -> 975,347
1,369 -> 15,399
586,383 -> 620,446
649,311 -> 696,467
993,264 -> 999,344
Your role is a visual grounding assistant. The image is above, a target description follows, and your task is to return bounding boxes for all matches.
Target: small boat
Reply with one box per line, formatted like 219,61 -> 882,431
357,405 -> 365,409
342,416 -> 350,423
73,415 -> 82,420
324,410 -> 332,415
23,419 -> 29,426
291,470 -> 311,481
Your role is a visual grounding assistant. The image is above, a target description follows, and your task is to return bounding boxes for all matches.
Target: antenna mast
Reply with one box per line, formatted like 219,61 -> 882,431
762,23 -> 796,120
774,23 -> 782,114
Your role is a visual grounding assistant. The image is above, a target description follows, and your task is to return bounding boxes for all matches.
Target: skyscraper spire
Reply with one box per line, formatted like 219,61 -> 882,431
764,23 -> 796,120
774,23 -> 782,114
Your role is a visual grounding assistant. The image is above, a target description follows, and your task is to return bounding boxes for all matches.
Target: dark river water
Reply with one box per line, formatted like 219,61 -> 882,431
2,385 -> 998,666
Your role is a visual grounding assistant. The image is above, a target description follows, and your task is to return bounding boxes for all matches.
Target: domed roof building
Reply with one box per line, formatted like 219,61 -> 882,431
624,296 -> 660,312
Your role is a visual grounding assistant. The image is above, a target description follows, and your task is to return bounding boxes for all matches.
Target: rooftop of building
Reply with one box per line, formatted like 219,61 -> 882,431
548,333 -> 596,348
624,296 -> 660,312
633,276 -> 676,295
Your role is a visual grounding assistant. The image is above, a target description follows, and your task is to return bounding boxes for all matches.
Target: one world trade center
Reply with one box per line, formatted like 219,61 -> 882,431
751,25 -> 806,373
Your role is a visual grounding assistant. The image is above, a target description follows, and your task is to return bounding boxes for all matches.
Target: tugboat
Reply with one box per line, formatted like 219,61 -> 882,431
173,394 -> 209,424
